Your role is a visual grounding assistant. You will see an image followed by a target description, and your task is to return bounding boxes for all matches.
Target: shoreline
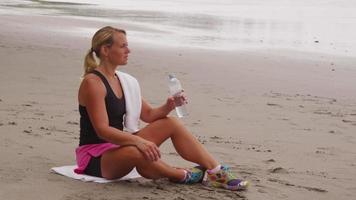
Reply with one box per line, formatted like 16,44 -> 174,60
1,0 -> 356,57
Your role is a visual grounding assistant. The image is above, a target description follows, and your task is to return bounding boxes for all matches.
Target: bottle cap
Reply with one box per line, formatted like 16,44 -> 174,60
168,74 -> 175,79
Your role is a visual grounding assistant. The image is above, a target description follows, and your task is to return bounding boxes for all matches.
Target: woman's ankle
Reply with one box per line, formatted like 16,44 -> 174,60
203,159 -> 220,170
168,168 -> 186,182
207,164 -> 221,174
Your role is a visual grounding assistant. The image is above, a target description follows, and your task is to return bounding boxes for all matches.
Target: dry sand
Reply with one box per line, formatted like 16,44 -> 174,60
0,12 -> 356,200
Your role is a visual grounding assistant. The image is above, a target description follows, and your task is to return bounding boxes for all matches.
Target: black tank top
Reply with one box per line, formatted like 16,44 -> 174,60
79,70 -> 126,146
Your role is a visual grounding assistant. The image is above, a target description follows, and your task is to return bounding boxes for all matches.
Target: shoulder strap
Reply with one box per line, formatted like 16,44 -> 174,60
90,70 -> 111,93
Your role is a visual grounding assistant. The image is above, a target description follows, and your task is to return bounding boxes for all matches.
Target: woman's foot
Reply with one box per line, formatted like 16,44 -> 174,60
202,165 -> 249,191
171,166 -> 206,184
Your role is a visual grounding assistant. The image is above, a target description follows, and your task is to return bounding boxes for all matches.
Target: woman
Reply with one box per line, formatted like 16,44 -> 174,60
75,26 -> 248,191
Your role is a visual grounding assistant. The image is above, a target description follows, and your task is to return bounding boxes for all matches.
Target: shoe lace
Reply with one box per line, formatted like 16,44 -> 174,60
222,165 -> 238,180
184,169 -> 201,183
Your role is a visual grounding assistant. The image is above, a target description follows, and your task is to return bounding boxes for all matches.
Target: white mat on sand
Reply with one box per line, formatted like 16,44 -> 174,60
51,165 -> 141,183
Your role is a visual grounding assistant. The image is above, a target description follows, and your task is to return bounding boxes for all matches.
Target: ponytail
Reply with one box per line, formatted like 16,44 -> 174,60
83,26 -> 126,76
83,49 -> 98,75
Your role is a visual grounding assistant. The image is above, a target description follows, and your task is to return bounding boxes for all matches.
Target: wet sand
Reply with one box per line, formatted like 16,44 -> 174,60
0,12 -> 356,200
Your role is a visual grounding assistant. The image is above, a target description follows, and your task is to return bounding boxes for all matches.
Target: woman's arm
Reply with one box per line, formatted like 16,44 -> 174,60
82,77 -> 160,161
140,98 -> 174,123
140,92 -> 188,123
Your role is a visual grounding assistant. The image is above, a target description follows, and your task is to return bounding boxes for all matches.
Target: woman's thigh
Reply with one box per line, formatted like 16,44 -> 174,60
135,117 -> 179,147
101,146 -> 141,179
101,117 -> 179,179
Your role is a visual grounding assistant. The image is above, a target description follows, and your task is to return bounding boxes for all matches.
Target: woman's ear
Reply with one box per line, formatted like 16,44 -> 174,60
100,45 -> 110,58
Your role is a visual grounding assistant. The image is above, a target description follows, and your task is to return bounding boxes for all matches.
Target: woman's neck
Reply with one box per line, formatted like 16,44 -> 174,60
97,63 -> 117,80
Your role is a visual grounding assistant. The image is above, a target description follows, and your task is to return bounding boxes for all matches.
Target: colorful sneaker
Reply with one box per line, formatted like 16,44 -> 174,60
202,165 -> 249,190
178,166 -> 206,184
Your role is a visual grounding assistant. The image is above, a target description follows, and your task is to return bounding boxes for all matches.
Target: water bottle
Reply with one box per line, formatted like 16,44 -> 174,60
168,74 -> 188,118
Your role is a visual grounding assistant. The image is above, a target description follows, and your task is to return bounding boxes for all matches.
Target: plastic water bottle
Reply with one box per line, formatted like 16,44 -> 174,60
168,74 -> 188,118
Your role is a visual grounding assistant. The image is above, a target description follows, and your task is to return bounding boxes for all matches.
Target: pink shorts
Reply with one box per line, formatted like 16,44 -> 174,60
74,143 -> 120,174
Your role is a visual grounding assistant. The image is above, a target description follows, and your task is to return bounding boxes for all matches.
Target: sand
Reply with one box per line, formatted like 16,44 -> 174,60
0,12 -> 356,200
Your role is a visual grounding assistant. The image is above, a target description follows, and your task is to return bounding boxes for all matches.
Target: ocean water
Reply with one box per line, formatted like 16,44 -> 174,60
1,0 -> 356,56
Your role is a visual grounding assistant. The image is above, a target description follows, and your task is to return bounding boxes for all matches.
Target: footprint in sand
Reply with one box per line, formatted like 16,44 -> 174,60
209,136 -> 242,145
223,192 -> 246,199
267,178 -> 327,193
23,129 -> 32,134
263,159 -> 276,164
66,121 -> 79,125
47,126 -> 69,133
39,127 -> 53,136
313,110 -> 332,115
342,119 -> 356,125
8,121 -> 17,125
268,167 -> 289,174
331,112 -> 344,117
257,188 -> 268,194
216,97 -> 223,102
278,118 -> 289,121
26,101 -> 38,105
53,139 -> 71,144
303,170 -> 328,178
247,145 -> 272,153
266,103 -> 283,108
328,130 -> 339,134
0,168 -> 26,183
25,130 -> 42,137
34,112 -> 45,116
315,147 -> 334,155
191,122 -> 200,126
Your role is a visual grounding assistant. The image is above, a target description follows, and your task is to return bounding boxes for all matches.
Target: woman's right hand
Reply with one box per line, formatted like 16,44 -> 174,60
134,136 -> 161,162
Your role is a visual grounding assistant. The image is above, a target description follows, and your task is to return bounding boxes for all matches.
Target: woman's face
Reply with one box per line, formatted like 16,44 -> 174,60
106,32 -> 130,66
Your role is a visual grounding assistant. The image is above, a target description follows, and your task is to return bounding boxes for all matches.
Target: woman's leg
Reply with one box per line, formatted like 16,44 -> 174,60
101,145 -> 185,181
136,116 -> 219,170
101,116 -> 218,180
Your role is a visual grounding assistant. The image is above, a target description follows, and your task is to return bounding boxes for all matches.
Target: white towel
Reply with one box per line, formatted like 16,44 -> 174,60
51,166 -> 141,183
116,70 -> 142,133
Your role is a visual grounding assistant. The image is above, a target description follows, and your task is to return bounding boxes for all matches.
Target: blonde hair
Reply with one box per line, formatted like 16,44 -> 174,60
83,26 -> 126,75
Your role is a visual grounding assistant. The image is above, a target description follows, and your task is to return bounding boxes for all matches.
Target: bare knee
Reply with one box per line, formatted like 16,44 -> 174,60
161,116 -> 180,128
122,146 -> 144,161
